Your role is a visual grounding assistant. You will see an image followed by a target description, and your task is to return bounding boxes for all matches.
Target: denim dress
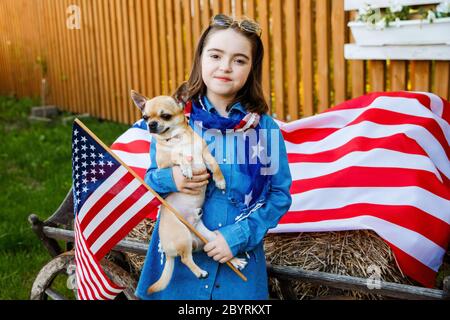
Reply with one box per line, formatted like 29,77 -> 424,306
135,99 -> 292,300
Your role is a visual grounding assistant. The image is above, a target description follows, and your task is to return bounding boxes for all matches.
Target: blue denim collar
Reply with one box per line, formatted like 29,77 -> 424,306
202,95 -> 247,115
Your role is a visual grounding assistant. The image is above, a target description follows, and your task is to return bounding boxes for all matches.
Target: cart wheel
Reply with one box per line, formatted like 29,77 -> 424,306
30,251 -> 138,300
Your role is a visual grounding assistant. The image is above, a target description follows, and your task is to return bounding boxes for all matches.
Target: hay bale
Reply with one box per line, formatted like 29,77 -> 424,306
264,231 -> 413,300
124,220 -> 413,299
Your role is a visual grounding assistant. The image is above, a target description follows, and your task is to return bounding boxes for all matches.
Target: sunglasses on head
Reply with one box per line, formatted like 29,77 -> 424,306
210,14 -> 262,37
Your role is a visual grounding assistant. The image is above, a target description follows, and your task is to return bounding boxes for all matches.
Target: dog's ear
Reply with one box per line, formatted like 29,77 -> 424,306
131,90 -> 148,112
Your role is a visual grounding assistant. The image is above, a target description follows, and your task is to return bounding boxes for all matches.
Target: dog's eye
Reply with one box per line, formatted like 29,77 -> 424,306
160,114 -> 172,121
142,115 -> 149,121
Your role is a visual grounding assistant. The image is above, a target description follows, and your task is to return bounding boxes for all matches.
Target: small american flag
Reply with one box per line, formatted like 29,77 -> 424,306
71,119 -> 161,300
111,91 -> 450,288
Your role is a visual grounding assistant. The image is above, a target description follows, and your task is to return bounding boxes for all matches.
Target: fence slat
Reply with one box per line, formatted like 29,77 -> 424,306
434,61 -> 449,100
183,0 -> 193,80
272,0 -> 284,119
316,0 -> 331,111
390,61 -> 407,92
286,0 -> 299,121
331,0 -> 347,105
300,0 -> 314,117
369,60 -> 385,92
411,61 -> 430,92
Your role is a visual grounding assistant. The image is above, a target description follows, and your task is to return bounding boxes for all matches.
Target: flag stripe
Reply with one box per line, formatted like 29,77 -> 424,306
85,181 -> 146,246
94,196 -> 161,259
289,149 -> 442,182
75,218 -> 122,299
287,134 -> 428,163
78,166 -> 129,223
290,167 -> 450,201
280,204 -> 450,249
83,177 -> 141,239
290,186 -> 450,224
90,191 -> 157,255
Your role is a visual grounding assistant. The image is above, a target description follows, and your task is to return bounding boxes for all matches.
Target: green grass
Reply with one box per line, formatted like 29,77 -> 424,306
0,96 -> 128,299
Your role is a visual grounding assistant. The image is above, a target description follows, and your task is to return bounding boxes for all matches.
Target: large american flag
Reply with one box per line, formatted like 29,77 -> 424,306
71,120 -> 162,300
111,91 -> 450,288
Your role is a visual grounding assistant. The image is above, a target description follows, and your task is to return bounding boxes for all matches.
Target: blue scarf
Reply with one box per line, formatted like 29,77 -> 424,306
189,97 -> 271,220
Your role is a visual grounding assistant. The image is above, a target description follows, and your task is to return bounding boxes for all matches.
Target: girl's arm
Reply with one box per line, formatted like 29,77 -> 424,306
144,136 -> 179,198
218,119 -> 293,256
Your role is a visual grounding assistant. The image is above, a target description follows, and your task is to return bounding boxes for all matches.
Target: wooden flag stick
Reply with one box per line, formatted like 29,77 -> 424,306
74,118 -> 247,282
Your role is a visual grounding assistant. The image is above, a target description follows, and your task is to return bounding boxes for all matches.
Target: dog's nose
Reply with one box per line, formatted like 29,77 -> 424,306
149,121 -> 158,130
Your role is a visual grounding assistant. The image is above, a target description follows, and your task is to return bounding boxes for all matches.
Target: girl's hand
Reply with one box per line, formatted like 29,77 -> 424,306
204,231 -> 233,263
172,166 -> 210,195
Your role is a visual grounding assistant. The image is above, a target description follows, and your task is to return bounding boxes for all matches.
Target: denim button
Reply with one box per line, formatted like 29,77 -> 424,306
218,223 -> 222,227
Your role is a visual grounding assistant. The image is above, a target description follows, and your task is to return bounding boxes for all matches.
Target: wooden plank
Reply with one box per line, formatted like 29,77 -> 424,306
235,0 -> 243,17
300,0 -> 314,118
183,0 -> 193,78
316,0 -> 331,111
411,61 -> 430,91
272,0 -> 285,119
212,0 -> 221,15
174,0 -> 185,85
102,0 -> 116,120
258,0 -> 271,111
201,0 -> 211,34
129,0 -> 141,123
108,0 -> 123,122
390,61 -> 407,91
434,61 -> 449,99
246,0 -> 255,19
150,0 -> 161,95
286,0 -> 299,120
70,0 -> 84,113
62,0 -> 78,113
134,0 -> 147,119
142,0 -> 154,98
222,0 -> 232,15
115,0 -> 130,122
267,264 -> 447,300
331,0 -> 347,105
166,0 -> 177,95
53,0 -> 70,111
157,0 -> 169,95
193,0 -> 201,44
369,60 -> 386,92
79,0 -> 94,117
95,0 -> 110,119
75,0 -> 89,114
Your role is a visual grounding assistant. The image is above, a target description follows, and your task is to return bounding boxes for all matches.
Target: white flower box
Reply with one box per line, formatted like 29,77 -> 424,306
348,17 -> 450,46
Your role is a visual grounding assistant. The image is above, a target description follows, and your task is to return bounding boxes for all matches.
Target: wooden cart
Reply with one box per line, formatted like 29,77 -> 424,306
29,188 -> 450,300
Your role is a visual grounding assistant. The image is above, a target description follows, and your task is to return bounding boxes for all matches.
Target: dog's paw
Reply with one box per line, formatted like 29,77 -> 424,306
230,257 -> 248,271
180,165 -> 193,179
214,178 -> 226,190
198,270 -> 209,279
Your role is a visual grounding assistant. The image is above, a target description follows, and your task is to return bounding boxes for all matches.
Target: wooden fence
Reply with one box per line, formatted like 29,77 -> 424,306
0,0 -> 449,124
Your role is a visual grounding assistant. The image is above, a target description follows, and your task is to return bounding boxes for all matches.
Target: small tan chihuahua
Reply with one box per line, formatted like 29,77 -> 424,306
131,91 -> 247,294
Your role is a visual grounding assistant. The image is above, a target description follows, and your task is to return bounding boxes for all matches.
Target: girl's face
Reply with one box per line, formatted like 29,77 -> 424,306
201,28 -> 253,100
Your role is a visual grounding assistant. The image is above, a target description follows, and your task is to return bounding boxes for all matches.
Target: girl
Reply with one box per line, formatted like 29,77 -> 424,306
135,14 -> 292,300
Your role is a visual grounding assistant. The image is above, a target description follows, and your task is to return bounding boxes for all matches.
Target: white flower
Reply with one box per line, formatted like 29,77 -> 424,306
427,10 -> 436,22
375,18 -> 387,30
389,0 -> 403,13
436,1 -> 450,14
358,3 -> 371,16
394,17 -> 401,28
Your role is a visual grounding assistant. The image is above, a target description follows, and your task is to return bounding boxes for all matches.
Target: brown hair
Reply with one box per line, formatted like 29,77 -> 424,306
173,16 -> 268,115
